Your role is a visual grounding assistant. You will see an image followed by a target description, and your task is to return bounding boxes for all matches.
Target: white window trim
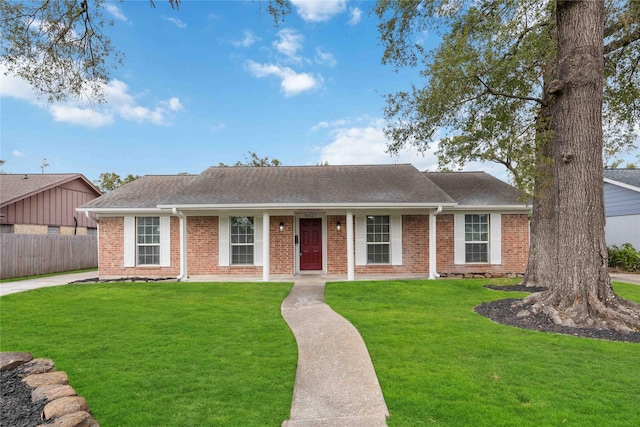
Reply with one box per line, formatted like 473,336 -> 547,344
124,216 -> 171,267
355,214 -> 402,266
454,213 -> 501,265
220,215 -> 263,267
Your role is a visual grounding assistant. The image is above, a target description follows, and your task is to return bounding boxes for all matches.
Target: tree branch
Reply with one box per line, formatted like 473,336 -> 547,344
604,27 -> 640,54
476,76 -> 547,106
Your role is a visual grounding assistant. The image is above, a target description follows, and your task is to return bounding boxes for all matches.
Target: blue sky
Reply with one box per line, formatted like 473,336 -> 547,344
2,1 -> 517,182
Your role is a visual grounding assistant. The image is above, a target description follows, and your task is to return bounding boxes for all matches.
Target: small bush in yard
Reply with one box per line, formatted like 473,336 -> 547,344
608,243 -> 640,272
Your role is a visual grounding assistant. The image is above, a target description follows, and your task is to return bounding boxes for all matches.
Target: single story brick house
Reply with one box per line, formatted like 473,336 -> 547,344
77,164 -> 530,281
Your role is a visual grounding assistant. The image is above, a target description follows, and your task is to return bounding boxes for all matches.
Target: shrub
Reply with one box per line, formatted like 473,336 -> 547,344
608,243 -> 640,272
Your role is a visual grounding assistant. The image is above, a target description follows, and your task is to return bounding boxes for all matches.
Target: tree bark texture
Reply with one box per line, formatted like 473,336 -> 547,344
524,0 -> 640,332
522,19 -> 558,289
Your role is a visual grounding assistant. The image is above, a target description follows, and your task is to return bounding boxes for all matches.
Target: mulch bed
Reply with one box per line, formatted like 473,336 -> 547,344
478,285 -> 640,343
0,369 -> 48,427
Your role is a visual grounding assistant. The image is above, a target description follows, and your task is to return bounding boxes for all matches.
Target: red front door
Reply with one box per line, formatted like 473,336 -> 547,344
300,218 -> 322,271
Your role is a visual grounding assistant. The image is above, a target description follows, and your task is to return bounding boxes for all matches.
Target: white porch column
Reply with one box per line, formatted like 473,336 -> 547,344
429,206 -> 442,280
173,209 -> 188,281
346,211 -> 355,281
263,212 -> 270,282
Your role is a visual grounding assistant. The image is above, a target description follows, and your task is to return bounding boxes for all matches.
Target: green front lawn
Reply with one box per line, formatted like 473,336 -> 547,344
2,279 -> 638,426
0,282 -> 297,426
325,279 -> 640,427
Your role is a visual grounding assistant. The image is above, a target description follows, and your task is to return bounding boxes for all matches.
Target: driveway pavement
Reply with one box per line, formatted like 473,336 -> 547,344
0,271 -> 98,297
610,273 -> 640,285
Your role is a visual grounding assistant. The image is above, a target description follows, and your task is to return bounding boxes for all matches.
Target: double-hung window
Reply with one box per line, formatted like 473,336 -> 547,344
366,215 -> 390,264
230,216 -> 254,265
137,217 -> 160,265
465,214 -> 489,263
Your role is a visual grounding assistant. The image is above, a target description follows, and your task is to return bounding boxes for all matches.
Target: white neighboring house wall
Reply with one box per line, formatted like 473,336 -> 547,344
604,179 -> 640,249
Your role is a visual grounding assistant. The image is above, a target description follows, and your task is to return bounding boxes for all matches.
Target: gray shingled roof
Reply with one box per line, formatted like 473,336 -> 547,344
424,171 -> 525,206
1,173 -> 100,206
79,165 -> 530,211
604,169 -> 640,189
80,175 -> 196,209
161,164 -> 455,206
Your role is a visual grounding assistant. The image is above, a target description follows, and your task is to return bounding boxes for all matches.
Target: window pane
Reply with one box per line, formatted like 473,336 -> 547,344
137,217 -> 161,265
367,244 -> 390,264
230,217 -> 254,265
366,215 -> 390,264
465,243 -> 488,263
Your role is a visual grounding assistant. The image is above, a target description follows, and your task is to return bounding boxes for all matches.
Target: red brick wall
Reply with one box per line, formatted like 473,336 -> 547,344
187,216 -> 216,275
327,215 -> 347,274
436,213 -> 529,276
98,213 -> 529,279
270,216 -> 294,275
98,216 -> 180,278
355,215 -> 430,275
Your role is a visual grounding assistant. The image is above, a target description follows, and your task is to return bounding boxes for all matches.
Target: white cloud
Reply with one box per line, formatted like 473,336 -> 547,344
0,70 -> 38,102
1,65 -> 183,128
12,150 -> 24,157
273,29 -> 305,63
317,120 -> 440,171
348,7 -> 362,25
315,118 -> 513,179
232,30 -> 260,48
164,17 -> 186,28
315,48 -> 337,67
50,105 -> 114,127
211,122 -> 226,132
246,61 -> 322,97
164,97 -> 183,111
290,0 -> 347,22
104,4 -> 127,22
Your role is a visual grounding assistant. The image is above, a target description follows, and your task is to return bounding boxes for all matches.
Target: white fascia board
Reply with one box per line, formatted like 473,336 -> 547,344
76,207 -> 170,217
157,202 -> 459,211
442,205 -> 530,213
604,178 -> 640,193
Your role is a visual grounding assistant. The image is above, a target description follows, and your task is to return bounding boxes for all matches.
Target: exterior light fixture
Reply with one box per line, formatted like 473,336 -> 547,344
336,221 -> 341,232
279,222 -> 285,232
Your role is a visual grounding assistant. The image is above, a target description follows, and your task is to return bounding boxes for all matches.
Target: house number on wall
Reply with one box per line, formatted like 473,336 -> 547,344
303,213 -> 318,218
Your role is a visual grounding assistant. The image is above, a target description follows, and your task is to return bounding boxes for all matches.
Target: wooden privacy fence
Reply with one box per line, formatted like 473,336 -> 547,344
0,234 -> 98,280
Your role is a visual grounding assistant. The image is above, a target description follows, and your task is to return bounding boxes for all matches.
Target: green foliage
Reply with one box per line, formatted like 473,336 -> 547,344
375,0 -> 640,191
0,281 -> 296,426
219,151 -> 282,167
608,243 -> 640,272
326,278 -> 640,426
93,172 -> 140,193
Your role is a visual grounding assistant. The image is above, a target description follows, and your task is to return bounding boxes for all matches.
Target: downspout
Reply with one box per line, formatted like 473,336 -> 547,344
173,208 -> 188,282
85,211 -> 100,275
429,205 -> 443,280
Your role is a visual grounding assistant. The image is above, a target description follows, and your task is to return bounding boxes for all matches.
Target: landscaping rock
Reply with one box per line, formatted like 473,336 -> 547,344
0,352 -> 33,371
38,411 -> 99,427
22,371 -> 68,388
32,384 -> 77,403
17,358 -> 56,377
43,396 -> 89,420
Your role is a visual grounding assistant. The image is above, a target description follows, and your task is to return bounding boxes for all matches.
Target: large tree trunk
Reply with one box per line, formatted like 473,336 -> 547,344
521,24 -> 558,289
524,0 -> 640,332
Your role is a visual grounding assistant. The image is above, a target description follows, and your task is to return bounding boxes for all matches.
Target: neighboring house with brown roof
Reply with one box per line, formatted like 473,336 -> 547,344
604,169 -> 640,249
1,174 -> 101,235
78,164 -> 530,281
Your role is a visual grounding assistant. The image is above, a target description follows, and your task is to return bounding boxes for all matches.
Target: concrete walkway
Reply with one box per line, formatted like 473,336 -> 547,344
610,273 -> 640,285
281,277 -> 389,426
0,271 -> 98,296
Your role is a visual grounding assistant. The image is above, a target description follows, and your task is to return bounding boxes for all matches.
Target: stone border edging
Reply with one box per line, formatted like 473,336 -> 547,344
0,352 -> 99,427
